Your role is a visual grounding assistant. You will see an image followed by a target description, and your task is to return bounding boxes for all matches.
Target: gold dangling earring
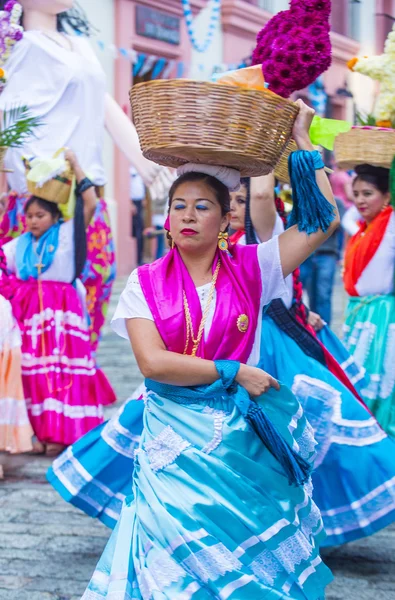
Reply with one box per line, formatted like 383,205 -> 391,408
218,231 -> 229,252
167,232 -> 175,249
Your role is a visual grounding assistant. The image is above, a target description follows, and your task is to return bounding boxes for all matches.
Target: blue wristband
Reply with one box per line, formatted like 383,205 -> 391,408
311,150 -> 325,170
214,360 -> 240,392
76,177 -> 94,194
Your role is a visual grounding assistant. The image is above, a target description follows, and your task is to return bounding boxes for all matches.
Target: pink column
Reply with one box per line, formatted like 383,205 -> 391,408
222,0 -> 270,65
114,0 -> 194,276
114,0 -> 136,277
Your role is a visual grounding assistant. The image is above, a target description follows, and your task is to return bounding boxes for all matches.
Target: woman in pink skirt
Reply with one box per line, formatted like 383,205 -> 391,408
1,150 -> 116,455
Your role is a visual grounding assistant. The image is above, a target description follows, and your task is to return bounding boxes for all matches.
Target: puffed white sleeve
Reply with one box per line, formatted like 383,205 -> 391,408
342,205 -> 360,236
111,269 -> 154,339
257,236 -> 288,306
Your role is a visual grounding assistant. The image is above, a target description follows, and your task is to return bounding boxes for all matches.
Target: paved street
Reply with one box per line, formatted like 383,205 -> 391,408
0,276 -> 394,600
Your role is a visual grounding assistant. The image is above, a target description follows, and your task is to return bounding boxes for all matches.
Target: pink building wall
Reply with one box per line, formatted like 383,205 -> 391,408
114,0 -> 203,275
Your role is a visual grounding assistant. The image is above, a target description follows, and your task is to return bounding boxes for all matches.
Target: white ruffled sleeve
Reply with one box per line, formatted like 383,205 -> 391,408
257,236 -> 288,306
111,269 -> 154,340
342,205 -> 360,236
2,238 -> 18,275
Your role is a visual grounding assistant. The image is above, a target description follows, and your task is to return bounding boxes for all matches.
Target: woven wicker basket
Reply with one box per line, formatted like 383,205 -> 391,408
334,127 -> 395,169
25,151 -> 74,204
274,139 -> 298,183
130,80 -> 299,177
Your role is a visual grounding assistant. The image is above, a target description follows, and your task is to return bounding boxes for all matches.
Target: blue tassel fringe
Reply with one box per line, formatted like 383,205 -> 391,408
288,150 -> 336,234
246,401 -> 312,487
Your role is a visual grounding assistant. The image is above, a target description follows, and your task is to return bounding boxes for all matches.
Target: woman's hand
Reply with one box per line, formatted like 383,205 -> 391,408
64,149 -> 79,171
292,99 -> 315,151
64,149 -> 87,186
236,364 -> 280,397
308,310 -> 325,332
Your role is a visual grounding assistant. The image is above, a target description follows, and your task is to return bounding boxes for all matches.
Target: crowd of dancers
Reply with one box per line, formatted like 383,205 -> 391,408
1,1 -> 395,599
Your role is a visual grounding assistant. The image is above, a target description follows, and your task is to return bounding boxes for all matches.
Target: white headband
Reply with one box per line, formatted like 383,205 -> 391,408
177,163 -> 241,191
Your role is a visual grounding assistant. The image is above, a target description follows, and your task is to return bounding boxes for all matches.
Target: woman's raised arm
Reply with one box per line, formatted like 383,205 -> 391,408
278,101 -> 340,278
249,173 -> 277,242
64,149 -> 97,228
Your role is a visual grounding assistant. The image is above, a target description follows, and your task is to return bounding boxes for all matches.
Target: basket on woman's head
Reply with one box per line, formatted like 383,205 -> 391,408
334,126 -> 395,170
24,148 -> 75,205
129,72 -> 300,178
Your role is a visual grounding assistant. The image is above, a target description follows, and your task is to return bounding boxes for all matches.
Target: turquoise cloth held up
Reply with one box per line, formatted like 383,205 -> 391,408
146,358 -> 312,487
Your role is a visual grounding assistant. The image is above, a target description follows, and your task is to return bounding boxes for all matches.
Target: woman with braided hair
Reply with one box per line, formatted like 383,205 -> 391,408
228,173 -> 395,547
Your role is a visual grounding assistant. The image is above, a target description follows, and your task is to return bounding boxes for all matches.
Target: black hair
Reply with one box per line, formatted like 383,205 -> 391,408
24,194 -> 87,281
0,1 -> 94,36
25,196 -> 62,220
240,177 -> 258,245
73,185 -> 88,280
168,172 -> 231,216
353,164 -> 390,195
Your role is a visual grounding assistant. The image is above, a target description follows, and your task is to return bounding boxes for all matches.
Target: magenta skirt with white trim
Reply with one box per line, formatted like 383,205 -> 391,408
11,279 -> 116,445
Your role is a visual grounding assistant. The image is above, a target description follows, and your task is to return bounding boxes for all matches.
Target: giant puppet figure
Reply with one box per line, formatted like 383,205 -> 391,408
0,0 -> 172,351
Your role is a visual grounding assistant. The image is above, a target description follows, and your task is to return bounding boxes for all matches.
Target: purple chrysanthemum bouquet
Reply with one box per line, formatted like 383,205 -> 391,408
0,0 -> 23,93
252,0 -> 332,98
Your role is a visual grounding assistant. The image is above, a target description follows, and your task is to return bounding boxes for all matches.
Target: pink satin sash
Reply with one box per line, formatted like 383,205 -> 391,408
138,245 -> 261,363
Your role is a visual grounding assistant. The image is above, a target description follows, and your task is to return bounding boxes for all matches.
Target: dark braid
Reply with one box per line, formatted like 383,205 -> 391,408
242,178 -> 258,245
274,195 -> 308,326
73,180 -> 91,281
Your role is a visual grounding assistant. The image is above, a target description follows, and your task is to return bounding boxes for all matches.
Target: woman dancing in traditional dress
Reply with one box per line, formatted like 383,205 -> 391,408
71,102 -> 339,599
229,175 -> 395,547
343,164 -> 395,436
1,150 -> 115,455
0,0 -> 166,352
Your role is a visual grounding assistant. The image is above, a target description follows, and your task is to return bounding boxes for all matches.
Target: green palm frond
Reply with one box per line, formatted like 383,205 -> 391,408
0,106 -> 42,148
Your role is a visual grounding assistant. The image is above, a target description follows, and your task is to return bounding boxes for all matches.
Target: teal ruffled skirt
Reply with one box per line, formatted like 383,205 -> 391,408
258,314 -> 395,547
343,294 -> 395,437
80,380 -> 331,599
